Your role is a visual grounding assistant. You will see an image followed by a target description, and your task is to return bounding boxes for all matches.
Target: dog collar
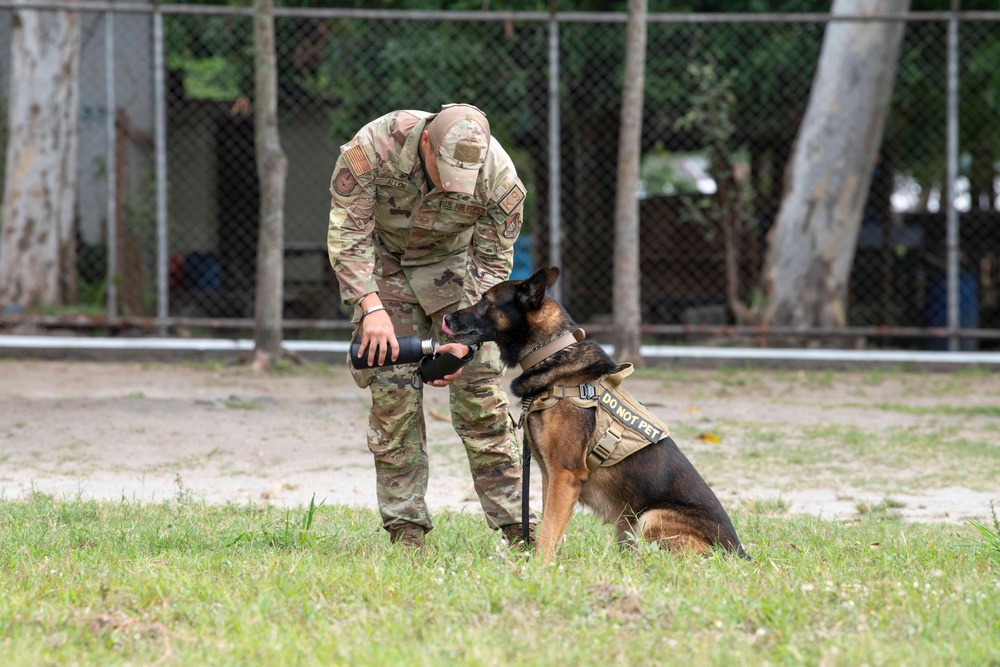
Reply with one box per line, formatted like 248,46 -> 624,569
518,328 -> 586,372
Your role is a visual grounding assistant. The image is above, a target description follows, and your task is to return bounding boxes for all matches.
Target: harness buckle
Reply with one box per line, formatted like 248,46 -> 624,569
579,384 -> 596,400
586,427 -> 622,472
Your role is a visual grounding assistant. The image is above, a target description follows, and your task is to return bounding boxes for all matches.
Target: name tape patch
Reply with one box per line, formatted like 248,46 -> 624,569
600,389 -> 663,443
441,199 -> 487,216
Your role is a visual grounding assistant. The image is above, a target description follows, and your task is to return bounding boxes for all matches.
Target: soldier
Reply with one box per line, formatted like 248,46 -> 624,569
327,103 -> 537,548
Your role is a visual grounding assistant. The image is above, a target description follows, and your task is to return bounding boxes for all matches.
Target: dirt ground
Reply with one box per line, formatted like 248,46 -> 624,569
1,359 -> 997,526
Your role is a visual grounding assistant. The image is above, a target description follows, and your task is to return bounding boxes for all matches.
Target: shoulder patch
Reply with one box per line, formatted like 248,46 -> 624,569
344,144 -> 373,176
497,184 -> 525,215
333,168 -> 359,196
503,212 -> 521,239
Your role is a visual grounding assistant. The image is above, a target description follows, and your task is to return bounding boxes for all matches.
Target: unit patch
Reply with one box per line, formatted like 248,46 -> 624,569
503,212 -> 521,239
600,389 -> 663,443
498,184 -> 525,214
333,168 -> 358,196
344,144 -> 372,176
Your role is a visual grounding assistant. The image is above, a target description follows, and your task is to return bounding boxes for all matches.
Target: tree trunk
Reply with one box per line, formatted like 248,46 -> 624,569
612,0 -> 646,364
762,0 -> 909,329
251,0 -> 288,372
0,7 -> 82,311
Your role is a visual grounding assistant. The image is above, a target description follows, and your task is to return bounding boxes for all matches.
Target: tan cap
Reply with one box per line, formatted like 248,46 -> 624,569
427,103 -> 490,194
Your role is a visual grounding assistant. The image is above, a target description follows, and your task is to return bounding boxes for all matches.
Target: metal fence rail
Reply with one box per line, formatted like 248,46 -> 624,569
1,3 -> 999,352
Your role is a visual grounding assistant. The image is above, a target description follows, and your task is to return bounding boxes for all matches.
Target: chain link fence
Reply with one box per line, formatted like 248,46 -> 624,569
1,4 -> 998,350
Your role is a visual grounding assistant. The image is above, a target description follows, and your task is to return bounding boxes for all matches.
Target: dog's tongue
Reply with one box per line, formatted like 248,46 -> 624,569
441,317 -> 454,336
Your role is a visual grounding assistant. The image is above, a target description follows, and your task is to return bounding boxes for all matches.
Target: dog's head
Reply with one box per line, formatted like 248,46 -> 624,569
442,267 -> 564,367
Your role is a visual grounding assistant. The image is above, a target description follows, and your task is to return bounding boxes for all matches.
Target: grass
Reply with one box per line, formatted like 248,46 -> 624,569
687,420 -> 1000,493
1,494 -> 998,666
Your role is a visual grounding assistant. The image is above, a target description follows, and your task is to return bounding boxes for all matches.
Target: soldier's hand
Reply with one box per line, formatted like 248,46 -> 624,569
360,309 -> 398,366
425,342 -> 469,387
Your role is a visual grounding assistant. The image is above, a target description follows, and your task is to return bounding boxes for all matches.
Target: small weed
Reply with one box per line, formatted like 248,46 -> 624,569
174,474 -> 193,504
967,501 -> 1000,566
228,494 -> 326,548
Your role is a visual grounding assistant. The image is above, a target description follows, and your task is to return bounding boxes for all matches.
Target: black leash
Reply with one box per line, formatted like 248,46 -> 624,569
516,396 -> 534,545
521,436 -> 531,543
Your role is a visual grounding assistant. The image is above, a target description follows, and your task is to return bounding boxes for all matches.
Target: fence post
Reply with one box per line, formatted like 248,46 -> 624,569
547,1 -> 561,302
105,6 -> 117,321
153,2 -> 169,334
945,0 -> 960,351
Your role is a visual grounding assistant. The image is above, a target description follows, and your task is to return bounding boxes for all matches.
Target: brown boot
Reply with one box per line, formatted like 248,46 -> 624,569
387,522 -> 426,547
501,523 -> 536,549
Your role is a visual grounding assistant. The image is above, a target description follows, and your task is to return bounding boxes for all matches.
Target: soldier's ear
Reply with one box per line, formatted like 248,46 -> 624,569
519,267 -> 557,309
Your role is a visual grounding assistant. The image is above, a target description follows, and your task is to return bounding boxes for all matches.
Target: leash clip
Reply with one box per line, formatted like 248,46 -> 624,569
516,396 -> 534,430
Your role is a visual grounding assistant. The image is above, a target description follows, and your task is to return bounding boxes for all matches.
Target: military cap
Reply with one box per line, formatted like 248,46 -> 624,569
427,103 -> 491,195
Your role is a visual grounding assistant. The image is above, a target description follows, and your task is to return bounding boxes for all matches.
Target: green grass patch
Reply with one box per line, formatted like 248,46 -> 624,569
846,402 -> 1000,419
223,399 -> 261,411
692,421 -> 1000,493
1,495 -> 998,666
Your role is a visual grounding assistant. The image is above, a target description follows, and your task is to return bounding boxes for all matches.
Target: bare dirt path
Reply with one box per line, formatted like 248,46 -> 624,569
1,359 -> 997,525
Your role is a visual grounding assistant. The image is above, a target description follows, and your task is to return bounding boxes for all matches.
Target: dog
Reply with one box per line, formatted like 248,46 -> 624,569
442,267 -> 749,563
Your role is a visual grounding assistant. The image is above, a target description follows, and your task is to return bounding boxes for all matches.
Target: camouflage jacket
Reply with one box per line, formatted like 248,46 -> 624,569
327,110 -> 526,317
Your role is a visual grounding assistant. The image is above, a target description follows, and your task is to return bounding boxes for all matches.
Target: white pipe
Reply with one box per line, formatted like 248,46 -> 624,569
2,336 -> 998,366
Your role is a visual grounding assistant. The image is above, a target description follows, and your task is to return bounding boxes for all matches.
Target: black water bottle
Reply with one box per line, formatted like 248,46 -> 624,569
350,336 -> 435,369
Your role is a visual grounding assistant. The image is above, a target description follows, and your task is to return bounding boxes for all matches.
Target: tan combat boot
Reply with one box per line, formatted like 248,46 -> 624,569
387,522 -> 426,547
501,523 -> 535,549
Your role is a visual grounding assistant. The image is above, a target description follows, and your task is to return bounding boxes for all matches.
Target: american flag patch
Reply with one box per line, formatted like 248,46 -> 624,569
344,144 -> 372,176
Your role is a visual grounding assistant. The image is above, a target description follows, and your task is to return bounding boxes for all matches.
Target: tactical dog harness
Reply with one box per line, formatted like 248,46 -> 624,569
515,329 -> 671,542
520,362 -> 670,472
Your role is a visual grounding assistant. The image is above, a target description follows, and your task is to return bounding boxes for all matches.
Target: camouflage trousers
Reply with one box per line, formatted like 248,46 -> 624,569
349,273 -> 536,534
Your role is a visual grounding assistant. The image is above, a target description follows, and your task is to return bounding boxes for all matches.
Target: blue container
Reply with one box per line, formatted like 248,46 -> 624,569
924,270 -> 979,350
510,235 -> 534,280
183,252 -> 221,292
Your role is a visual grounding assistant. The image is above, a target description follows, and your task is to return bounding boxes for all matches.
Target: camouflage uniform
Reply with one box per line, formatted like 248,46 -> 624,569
327,105 -> 536,537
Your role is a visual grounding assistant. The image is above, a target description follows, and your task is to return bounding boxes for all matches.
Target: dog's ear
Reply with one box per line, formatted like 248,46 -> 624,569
541,266 -> 560,287
519,267 -> 559,309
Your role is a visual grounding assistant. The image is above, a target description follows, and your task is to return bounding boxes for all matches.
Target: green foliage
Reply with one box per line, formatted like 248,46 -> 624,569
165,15 -> 255,99
169,55 -> 244,100
314,18 -> 535,149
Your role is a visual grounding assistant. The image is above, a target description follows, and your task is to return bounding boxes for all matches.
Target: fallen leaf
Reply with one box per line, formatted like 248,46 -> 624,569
696,432 -> 721,443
